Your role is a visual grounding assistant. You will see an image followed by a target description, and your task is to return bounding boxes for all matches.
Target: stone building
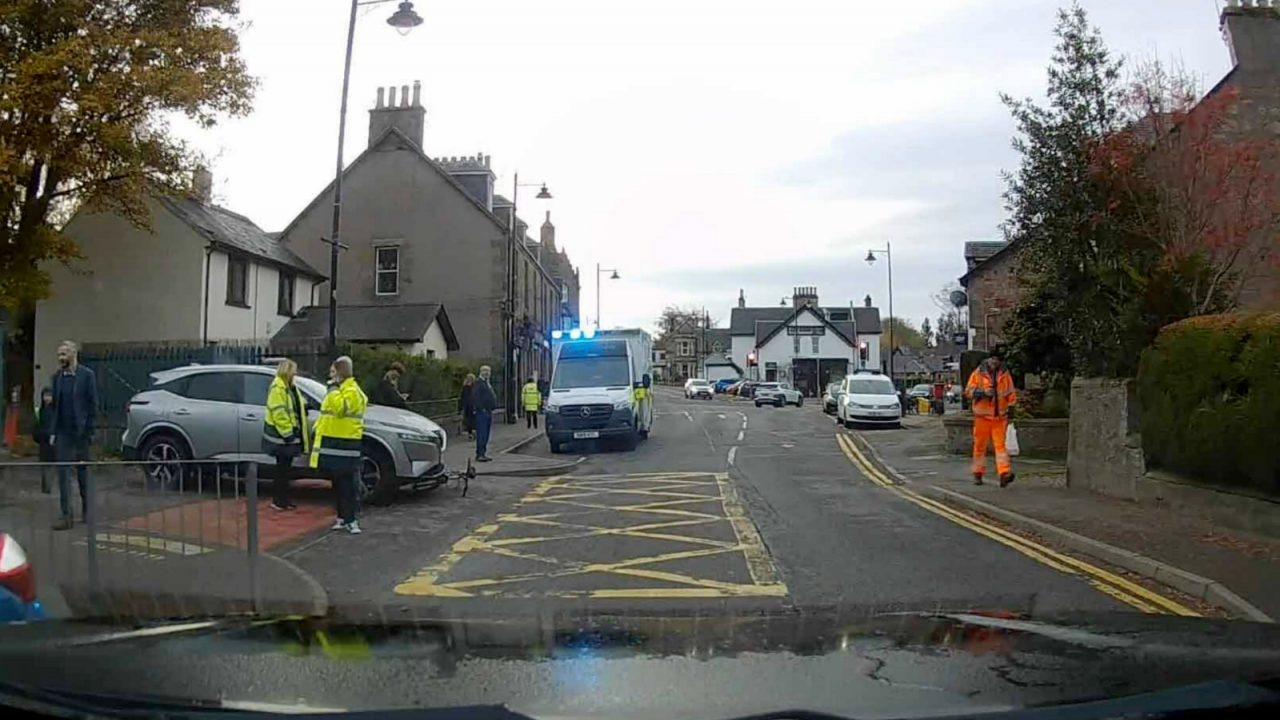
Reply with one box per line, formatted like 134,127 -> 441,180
278,82 -> 577,398
959,240 -> 1020,352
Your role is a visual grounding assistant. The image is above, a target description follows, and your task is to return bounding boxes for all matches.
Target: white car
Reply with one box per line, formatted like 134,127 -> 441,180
684,378 -> 714,399
754,382 -> 803,407
836,371 -> 902,428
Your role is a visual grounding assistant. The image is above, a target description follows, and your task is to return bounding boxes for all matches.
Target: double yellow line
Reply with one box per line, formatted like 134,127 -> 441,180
834,433 -> 1199,617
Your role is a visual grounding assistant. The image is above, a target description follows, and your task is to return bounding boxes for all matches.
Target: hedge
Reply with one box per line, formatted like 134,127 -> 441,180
1137,312 -> 1280,496
342,345 -> 488,415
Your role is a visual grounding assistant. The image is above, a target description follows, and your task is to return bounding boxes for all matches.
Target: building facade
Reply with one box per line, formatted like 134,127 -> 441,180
279,83 -> 577,394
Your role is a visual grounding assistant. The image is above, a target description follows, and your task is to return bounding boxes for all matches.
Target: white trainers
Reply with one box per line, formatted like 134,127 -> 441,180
345,521 -> 362,535
330,518 -> 347,531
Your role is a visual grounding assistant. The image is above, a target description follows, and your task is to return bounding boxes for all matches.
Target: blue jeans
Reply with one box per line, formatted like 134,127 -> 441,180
334,466 -> 360,524
54,435 -> 90,520
475,409 -> 493,458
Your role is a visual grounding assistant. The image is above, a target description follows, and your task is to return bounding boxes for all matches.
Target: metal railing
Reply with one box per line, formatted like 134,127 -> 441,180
0,458 -> 272,620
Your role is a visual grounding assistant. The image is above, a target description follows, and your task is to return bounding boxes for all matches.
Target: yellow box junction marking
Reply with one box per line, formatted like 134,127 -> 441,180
834,433 -> 1200,617
394,472 -> 788,599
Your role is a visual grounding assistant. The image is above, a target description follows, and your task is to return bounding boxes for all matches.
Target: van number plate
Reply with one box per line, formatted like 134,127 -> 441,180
573,431 -> 600,439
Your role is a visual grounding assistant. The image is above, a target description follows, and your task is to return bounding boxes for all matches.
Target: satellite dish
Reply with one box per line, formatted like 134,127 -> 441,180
949,289 -> 968,308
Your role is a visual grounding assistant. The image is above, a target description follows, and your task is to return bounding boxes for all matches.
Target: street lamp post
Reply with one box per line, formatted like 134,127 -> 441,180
503,175 -> 553,422
865,243 -> 895,387
595,264 -> 620,327
325,0 -> 422,358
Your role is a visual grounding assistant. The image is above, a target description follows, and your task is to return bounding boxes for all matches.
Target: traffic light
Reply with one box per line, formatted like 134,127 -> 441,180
859,341 -> 869,365
747,351 -> 757,366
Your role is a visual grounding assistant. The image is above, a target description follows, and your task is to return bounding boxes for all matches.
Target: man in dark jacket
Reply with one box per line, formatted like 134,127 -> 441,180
50,340 -> 97,530
369,362 -> 408,409
473,365 -> 498,462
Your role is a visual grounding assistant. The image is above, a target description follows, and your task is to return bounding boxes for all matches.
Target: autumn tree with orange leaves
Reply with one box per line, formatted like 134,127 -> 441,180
1001,5 -> 1279,379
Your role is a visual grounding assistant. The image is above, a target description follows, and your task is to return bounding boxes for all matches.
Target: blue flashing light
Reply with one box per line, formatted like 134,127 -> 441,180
552,330 -> 563,340
582,326 -> 596,339
569,328 -> 582,340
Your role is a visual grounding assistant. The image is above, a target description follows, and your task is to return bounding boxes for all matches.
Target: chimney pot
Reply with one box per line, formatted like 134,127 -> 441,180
412,80 -> 421,106
192,167 -> 213,203
376,87 -> 385,108
400,84 -> 410,107
387,85 -> 397,106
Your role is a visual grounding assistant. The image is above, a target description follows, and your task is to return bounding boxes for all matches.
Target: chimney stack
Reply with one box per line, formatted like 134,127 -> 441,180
738,289 -> 745,308
792,286 -> 818,309
192,167 -> 213,203
864,294 -> 872,308
1221,0 -> 1280,71
369,81 -> 426,149
540,210 -> 556,252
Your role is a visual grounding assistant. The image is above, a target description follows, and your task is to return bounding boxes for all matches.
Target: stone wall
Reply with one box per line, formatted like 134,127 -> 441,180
1067,377 -> 1147,496
942,414 -> 1068,460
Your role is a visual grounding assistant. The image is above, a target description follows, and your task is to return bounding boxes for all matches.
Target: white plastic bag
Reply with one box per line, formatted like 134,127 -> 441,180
1005,422 -> 1021,457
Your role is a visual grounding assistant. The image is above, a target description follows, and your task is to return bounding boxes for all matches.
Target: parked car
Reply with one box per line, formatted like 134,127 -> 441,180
713,378 -> 738,394
754,382 -> 803,408
725,380 -> 746,395
737,381 -> 760,399
822,382 -> 841,414
121,364 -> 448,505
685,378 -> 714,399
836,372 -> 902,428
908,383 -> 933,399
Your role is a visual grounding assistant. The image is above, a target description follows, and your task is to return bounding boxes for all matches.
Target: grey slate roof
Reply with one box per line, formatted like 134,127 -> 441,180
731,305 -> 881,336
273,303 -> 459,350
157,195 -> 324,278
964,241 -> 1007,263
705,328 -> 731,350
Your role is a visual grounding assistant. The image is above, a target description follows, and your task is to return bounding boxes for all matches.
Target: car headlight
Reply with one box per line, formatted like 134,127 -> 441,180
545,403 -> 561,414
397,431 -> 434,443
613,398 -> 632,410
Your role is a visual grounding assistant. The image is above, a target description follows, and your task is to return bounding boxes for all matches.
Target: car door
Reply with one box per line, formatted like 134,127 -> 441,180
237,371 -> 274,462
173,371 -> 243,460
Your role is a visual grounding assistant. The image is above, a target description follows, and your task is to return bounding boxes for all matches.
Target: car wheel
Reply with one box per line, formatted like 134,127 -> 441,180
776,398 -> 784,408
361,444 -> 398,506
754,400 -> 762,407
843,417 -> 854,429
796,397 -> 804,407
139,432 -> 192,490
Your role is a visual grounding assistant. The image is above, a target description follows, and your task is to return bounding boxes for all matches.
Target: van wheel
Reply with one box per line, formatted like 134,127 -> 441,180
361,444 -> 398,506
549,440 -> 565,454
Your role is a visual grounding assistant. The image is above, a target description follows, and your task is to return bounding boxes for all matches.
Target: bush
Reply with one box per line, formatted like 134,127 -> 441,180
343,345 -> 481,414
1137,312 -> 1280,496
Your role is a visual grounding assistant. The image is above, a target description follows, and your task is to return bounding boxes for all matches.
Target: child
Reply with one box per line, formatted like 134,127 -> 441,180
32,388 -> 55,494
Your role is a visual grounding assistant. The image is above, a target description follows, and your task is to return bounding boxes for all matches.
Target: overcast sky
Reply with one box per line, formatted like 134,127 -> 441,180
183,0 -> 1233,333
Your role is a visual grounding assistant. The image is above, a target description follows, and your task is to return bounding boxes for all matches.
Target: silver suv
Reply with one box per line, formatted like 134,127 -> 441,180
121,364 -> 447,504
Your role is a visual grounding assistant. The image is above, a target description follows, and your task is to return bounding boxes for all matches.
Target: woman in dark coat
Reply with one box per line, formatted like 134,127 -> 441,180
33,387 -> 55,493
459,373 -> 476,439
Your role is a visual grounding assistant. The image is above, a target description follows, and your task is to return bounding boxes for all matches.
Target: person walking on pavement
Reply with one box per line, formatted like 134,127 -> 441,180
32,387 -> 55,494
49,340 -> 96,530
370,362 -> 408,409
459,373 -> 476,439
964,347 -> 1018,487
311,356 -> 368,534
262,359 -> 310,511
522,375 -> 541,430
472,365 -> 497,462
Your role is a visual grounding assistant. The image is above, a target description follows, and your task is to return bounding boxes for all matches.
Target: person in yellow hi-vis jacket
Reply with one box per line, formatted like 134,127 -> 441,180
310,356 -> 368,534
262,359 -> 310,511
522,375 -> 542,429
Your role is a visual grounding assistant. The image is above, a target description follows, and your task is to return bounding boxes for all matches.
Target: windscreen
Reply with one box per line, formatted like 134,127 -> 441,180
553,357 -> 631,389
849,379 -> 895,395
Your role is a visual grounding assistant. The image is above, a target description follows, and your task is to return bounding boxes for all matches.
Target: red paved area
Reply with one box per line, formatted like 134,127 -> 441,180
119,497 -> 334,551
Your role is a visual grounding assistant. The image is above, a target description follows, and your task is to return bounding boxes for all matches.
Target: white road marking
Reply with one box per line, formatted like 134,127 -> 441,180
717,413 -> 726,419
684,411 -> 694,422
727,446 -> 737,466
736,430 -> 744,442
781,443 -> 795,449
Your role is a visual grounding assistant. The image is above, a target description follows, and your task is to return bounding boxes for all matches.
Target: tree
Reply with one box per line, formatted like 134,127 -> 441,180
883,317 -> 926,352
931,282 -> 967,346
1,0 -> 255,309
919,318 -> 933,347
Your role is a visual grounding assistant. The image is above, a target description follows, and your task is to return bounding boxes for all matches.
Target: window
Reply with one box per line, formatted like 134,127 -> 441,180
375,246 -> 399,295
812,335 -> 820,353
242,373 -> 272,406
226,256 -> 249,307
677,339 -> 693,356
277,271 -> 295,316
181,372 -> 242,404
829,310 -> 849,321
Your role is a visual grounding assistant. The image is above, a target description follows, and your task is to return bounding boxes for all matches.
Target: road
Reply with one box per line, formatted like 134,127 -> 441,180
282,385 -> 1137,619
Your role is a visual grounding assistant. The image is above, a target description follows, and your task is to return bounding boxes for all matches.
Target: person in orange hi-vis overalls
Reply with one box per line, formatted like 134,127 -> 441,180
964,347 -> 1018,487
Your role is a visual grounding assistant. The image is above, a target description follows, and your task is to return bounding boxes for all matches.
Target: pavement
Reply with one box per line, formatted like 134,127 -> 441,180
442,416 -> 581,476
3,390 -> 1265,628
854,413 -> 1279,621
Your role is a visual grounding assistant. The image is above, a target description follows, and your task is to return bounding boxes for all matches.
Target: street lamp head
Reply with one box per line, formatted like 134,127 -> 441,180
610,270 -> 620,280
865,250 -> 877,265
536,184 -> 553,200
387,2 -> 424,35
